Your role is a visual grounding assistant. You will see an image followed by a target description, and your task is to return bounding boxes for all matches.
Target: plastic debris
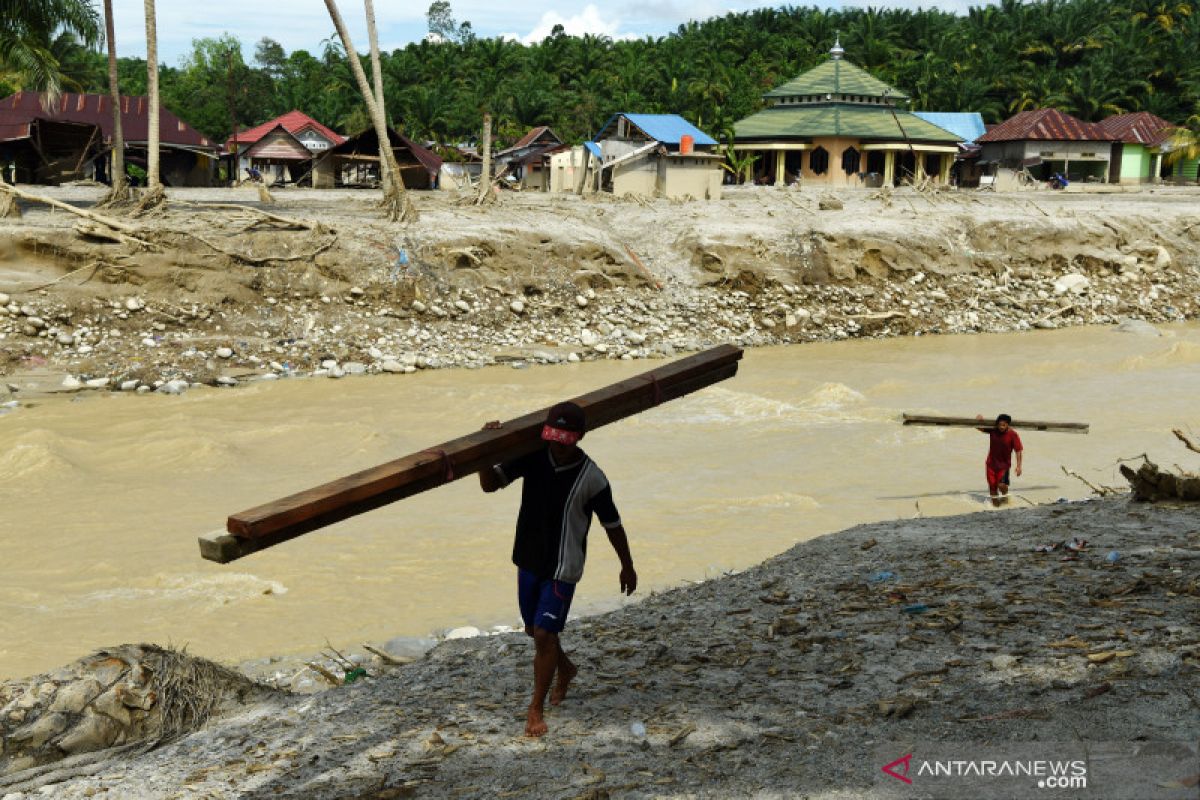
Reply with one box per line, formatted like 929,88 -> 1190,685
868,571 -> 897,583
630,721 -> 647,738
901,604 -> 929,615
1106,551 -> 1120,563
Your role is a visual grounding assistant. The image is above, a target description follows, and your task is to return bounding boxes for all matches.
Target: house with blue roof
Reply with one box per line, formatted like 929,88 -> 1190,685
588,113 -> 724,199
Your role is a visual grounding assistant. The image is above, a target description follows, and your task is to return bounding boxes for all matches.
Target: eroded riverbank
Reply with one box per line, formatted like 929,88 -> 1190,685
2,496 -> 1198,798
1,186 -> 1198,398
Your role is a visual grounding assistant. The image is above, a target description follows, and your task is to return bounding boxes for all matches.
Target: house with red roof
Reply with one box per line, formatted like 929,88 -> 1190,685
1097,112 -> 1186,183
312,126 -> 442,190
225,111 -> 345,184
0,92 -> 217,186
976,108 -> 1116,184
495,126 -> 566,190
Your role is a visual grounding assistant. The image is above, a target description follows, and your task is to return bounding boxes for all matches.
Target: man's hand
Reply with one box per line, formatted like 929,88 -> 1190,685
1015,465 -> 1022,477
975,414 -> 985,421
619,565 -> 638,596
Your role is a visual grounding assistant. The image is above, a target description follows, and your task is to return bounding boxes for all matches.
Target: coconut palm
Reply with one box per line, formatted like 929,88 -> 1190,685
364,0 -> 395,196
323,0 -> 414,221
1163,115 -> 1200,182
0,0 -> 99,100
101,0 -> 127,200
141,0 -> 162,204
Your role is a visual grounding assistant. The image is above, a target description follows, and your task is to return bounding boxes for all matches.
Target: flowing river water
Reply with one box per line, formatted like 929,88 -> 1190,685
3,322 -> 1200,680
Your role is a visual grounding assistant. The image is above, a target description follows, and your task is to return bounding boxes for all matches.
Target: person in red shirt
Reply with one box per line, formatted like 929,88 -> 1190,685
976,413 -> 1023,506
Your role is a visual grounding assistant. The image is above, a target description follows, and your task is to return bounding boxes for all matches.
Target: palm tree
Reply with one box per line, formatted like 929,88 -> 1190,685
323,0 -> 414,221
364,0 -> 395,196
1163,115 -> 1200,182
101,0 -> 127,200
141,0 -> 163,206
0,0 -> 100,101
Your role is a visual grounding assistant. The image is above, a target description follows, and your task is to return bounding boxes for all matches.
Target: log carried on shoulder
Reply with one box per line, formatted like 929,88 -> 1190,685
901,413 -> 1089,434
199,344 -> 744,563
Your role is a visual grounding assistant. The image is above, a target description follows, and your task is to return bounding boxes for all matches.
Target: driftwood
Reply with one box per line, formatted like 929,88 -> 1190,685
1120,458 -> 1200,501
74,221 -> 157,250
902,414 -> 1089,434
1173,429 -> 1200,454
182,231 -> 337,266
0,182 -> 140,233
170,201 -> 330,232
1060,465 -> 1121,496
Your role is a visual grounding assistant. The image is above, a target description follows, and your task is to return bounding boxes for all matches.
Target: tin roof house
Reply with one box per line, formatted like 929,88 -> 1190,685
495,126 -> 567,191
732,41 -> 961,187
585,113 -> 724,200
1096,112 -> 1180,183
975,108 -> 1116,183
0,91 -> 217,186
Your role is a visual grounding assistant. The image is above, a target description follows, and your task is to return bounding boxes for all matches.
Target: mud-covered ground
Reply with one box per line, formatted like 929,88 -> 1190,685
1,496 -> 1197,798
1,184 -> 1199,399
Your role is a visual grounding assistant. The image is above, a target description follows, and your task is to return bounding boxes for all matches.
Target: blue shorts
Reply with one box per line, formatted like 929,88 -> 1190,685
518,569 -> 576,634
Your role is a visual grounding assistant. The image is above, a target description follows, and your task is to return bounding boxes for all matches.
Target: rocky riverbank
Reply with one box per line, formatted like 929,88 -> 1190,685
2,496 -> 1198,798
1,185 -> 1199,400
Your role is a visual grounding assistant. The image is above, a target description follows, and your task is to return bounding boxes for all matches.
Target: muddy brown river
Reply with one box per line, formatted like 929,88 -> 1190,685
2,323 -> 1199,679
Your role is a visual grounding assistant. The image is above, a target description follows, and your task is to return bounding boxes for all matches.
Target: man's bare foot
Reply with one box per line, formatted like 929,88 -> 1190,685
525,706 -> 548,737
549,662 -> 577,706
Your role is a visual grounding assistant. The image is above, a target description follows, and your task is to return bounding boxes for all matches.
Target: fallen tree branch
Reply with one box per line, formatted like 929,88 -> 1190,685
362,643 -> 413,666
18,260 -> 102,292
1060,465 -> 1120,496
182,231 -> 338,266
1173,428 -> 1200,454
74,221 -> 158,250
0,182 -> 141,233
169,201 -> 330,232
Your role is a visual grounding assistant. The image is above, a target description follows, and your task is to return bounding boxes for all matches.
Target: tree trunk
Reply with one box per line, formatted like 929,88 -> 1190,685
364,0 -> 392,194
137,0 -> 164,212
102,0 -> 128,201
143,0 -> 159,187
323,0 -> 414,222
475,112 -> 493,204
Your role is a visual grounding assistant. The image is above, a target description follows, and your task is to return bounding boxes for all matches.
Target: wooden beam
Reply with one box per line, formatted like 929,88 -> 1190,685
902,414 -> 1089,434
201,345 -> 743,563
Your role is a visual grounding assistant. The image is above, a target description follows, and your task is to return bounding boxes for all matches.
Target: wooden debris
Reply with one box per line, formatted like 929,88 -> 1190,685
902,413 -> 1089,434
200,345 -> 743,562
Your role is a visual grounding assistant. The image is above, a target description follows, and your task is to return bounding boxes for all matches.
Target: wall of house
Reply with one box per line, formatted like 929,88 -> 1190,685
611,158 -> 657,196
800,136 -> 861,187
1119,144 -> 1152,183
1170,156 -> 1199,181
655,157 -> 723,199
312,157 -> 335,189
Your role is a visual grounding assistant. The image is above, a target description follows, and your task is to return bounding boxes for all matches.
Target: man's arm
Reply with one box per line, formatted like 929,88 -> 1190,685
605,526 -> 637,595
1014,436 -> 1024,476
975,413 -> 991,433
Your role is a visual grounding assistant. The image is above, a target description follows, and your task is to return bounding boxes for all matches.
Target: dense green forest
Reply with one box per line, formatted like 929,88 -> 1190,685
4,0 -> 1200,148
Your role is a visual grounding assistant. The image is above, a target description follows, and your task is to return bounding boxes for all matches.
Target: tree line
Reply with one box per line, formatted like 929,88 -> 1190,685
4,0 -> 1200,150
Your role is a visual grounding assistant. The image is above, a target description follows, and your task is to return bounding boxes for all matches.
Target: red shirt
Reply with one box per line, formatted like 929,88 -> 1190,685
985,428 -> 1023,469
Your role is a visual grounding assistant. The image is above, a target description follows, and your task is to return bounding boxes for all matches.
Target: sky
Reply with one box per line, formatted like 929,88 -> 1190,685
107,1 -> 979,65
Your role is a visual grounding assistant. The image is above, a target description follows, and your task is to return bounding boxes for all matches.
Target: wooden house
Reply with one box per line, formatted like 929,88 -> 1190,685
496,126 -> 566,190
312,127 -> 442,190
225,111 -> 345,185
732,42 -> 961,187
0,92 -> 218,186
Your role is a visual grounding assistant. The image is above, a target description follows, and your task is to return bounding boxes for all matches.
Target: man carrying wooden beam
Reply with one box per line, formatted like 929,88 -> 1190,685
976,413 -> 1024,506
479,402 -> 638,738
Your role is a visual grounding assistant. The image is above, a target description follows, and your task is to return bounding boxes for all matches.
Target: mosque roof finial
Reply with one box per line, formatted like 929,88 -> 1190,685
830,33 -> 844,60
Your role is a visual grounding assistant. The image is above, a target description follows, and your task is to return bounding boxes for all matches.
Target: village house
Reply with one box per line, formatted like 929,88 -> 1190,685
557,113 -> 722,199
912,111 -> 987,187
731,41 -> 962,187
312,127 -> 442,190
0,92 -> 217,186
1095,112 -> 1196,183
225,111 -> 345,185
975,108 -> 1116,186
494,126 -> 568,191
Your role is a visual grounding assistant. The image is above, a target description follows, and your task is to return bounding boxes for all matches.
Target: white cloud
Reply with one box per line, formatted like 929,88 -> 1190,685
517,4 -> 626,44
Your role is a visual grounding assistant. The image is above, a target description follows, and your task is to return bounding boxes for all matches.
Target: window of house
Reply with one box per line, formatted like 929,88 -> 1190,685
842,146 -> 860,175
810,146 -> 829,175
